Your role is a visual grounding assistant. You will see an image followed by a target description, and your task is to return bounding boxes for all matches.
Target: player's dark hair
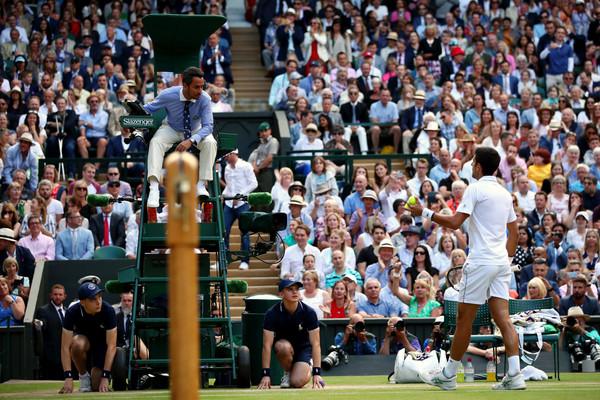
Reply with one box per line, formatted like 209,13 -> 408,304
474,147 -> 500,176
182,67 -> 204,85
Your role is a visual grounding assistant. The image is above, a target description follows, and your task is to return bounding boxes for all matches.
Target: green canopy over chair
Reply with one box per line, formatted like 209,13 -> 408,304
142,14 -> 227,73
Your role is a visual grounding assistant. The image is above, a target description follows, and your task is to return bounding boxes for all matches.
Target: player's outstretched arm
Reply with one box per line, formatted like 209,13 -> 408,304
408,202 -> 469,230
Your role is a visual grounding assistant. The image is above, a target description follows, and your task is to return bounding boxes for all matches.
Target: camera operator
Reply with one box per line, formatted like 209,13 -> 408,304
422,316 -> 446,353
334,313 -> 377,355
562,306 -> 600,368
379,317 -> 421,355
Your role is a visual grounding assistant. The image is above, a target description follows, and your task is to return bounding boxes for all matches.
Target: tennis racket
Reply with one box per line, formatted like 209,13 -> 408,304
445,264 -> 464,290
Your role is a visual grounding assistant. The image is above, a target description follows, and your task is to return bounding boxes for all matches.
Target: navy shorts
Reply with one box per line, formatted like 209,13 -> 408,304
292,346 -> 312,364
76,334 -> 107,369
87,137 -> 107,147
89,342 -> 107,369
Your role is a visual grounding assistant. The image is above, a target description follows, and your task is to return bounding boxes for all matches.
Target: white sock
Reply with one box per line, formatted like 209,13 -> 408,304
197,181 -> 206,191
507,355 -> 520,376
149,179 -> 159,191
443,358 -> 461,377
79,372 -> 90,378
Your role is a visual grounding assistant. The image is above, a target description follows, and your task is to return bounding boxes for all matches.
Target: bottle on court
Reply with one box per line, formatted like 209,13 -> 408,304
465,358 -> 474,383
456,361 -> 465,383
486,358 -> 496,381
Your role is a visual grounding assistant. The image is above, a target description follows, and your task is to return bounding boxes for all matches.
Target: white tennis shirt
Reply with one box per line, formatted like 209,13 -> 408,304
456,176 -> 516,266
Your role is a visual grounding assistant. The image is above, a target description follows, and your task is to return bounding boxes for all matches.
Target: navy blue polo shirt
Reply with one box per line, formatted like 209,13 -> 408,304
263,301 -> 319,349
63,301 -> 117,342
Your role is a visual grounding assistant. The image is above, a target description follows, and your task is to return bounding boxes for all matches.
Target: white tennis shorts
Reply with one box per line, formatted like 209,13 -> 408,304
457,262 -> 512,305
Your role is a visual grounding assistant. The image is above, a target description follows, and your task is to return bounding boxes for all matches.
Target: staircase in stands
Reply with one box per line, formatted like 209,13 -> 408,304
229,27 -> 271,112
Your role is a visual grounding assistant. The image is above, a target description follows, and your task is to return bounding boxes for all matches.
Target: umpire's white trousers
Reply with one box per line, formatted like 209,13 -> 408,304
147,124 -> 217,183
344,126 -> 368,154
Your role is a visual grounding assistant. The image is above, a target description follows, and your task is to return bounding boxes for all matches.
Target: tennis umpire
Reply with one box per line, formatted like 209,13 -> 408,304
59,282 -> 118,393
258,279 -> 324,389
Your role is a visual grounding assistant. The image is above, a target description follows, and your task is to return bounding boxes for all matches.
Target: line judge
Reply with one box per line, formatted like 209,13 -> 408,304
143,67 -> 217,207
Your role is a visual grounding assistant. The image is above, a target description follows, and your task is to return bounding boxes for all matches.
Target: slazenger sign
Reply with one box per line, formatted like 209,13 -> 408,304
120,116 -> 155,128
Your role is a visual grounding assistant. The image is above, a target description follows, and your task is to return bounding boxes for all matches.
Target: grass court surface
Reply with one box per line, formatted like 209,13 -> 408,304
0,373 -> 598,399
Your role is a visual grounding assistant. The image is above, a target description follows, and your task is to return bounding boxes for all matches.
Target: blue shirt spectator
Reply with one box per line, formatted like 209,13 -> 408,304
3,135 -> 38,192
79,108 -> 109,139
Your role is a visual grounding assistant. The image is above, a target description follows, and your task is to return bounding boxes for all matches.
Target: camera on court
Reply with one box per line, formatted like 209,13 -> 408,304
322,345 -> 349,371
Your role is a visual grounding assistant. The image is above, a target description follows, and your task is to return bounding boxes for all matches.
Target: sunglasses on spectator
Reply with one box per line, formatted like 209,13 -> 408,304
76,187 -> 87,191
108,172 -> 120,176
415,251 -> 426,255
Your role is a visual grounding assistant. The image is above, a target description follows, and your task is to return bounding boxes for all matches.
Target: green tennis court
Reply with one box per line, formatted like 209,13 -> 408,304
1,373 -> 598,400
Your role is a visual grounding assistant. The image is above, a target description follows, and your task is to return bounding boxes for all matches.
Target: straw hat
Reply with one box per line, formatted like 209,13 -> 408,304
361,189 -> 378,201
289,195 -> 307,207
414,90 -> 426,100
18,132 -> 34,144
374,238 -> 395,256
563,306 -> 589,321
0,228 -> 16,243
288,181 -> 306,196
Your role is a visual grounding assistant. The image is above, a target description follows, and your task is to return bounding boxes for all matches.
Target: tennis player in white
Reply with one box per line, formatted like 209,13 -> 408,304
408,147 -> 525,390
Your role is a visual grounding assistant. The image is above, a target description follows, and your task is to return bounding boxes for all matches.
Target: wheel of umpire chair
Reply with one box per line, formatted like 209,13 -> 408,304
237,345 -> 251,388
112,347 -> 128,391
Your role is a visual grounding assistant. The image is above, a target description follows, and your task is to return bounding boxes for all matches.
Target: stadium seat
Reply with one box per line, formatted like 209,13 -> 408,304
94,246 -> 127,260
444,300 -> 501,380
508,298 -> 560,380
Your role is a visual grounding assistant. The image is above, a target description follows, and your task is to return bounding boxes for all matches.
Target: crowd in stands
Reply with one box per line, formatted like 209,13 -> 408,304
252,0 -> 600,326
0,0 -> 235,329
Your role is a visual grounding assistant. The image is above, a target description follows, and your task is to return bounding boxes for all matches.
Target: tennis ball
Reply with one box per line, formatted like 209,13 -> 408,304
405,196 -> 417,209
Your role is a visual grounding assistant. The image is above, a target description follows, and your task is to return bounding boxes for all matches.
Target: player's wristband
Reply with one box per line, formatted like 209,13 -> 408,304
261,368 -> 271,378
64,370 -> 73,379
422,208 -> 435,220
102,370 -> 111,379
312,367 -> 322,376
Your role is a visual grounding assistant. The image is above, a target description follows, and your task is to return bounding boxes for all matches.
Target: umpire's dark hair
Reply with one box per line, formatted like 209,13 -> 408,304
474,147 -> 500,176
182,67 -> 204,85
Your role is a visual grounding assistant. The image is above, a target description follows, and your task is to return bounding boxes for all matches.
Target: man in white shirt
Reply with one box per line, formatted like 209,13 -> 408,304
408,147 -> 525,390
513,174 -> 536,213
280,224 -> 323,280
293,123 -> 323,175
407,158 -> 438,195
0,15 -> 28,44
38,179 -> 64,225
222,150 -> 258,270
